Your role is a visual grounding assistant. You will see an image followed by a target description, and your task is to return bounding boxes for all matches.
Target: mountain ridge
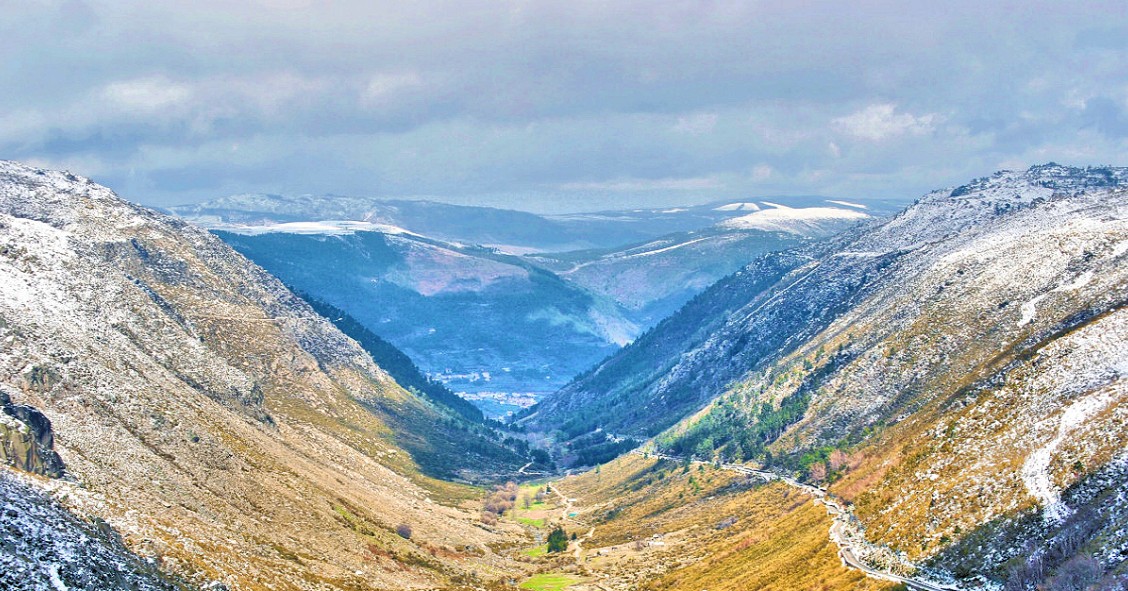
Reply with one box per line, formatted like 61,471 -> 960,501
0,160 -> 530,590
524,163 -> 1128,589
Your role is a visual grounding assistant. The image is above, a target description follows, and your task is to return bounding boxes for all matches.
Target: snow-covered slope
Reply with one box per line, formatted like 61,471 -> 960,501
1,468 -> 180,591
0,161 -> 527,590
718,203 -> 870,235
527,163 -> 1128,587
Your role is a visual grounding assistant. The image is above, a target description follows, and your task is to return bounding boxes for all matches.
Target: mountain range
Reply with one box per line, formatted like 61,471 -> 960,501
1,161 -> 1125,591
176,195 -> 888,416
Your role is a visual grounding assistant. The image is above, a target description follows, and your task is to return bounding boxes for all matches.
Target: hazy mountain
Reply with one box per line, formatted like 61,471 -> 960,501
525,163 -> 1128,588
170,193 -> 902,253
0,161 -> 530,589
184,195 -> 881,416
527,226 -> 840,329
213,229 -> 636,415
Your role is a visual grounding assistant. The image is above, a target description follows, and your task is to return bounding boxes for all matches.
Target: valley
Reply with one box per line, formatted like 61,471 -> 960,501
5,2 -> 1127,590
1,161 -> 1126,591
188,195 -> 887,417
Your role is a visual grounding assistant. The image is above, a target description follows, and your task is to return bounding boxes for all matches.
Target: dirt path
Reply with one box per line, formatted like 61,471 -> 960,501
549,486 -> 595,563
635,450 -> 960,591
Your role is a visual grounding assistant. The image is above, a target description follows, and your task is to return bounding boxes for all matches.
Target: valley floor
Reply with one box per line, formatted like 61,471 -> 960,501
502,454 -> 895,591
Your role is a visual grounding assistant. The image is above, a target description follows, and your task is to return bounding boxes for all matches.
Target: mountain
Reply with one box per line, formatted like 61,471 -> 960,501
0,161 -> 531,590
171,193 -> 901,253
525,164 -> 1128,587
212,229 -> 636,415
526,224 -> 834,330
183,196 -> 881,417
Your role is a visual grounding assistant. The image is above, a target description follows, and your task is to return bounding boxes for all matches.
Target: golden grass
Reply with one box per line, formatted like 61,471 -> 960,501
553,455 -> 895,591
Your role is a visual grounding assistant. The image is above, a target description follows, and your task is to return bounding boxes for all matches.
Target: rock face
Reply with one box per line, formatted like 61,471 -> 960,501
0,161 -> 527,590
1,469 -> 180,591
0,387 -> 65,478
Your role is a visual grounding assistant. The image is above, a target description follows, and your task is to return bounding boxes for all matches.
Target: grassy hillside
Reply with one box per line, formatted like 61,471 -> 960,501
0,162 -> 535,590
549,454 -> 894,591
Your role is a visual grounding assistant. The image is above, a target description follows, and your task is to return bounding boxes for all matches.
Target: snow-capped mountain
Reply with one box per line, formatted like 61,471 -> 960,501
172,192 -> 900,252
190,197 -> 879,416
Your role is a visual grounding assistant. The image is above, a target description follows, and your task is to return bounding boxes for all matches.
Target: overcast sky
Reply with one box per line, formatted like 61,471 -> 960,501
3,1 -> 1127,212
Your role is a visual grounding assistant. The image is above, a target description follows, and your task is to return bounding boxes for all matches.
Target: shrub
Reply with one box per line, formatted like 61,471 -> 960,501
546,527 -> 568,553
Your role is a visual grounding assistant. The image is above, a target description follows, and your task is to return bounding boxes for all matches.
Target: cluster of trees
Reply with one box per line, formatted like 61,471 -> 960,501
568,432 -> 637,467
657,388 -> 812,467
546,527 -> 569,553
480,481 -> 519,525
803,448 -> 861,483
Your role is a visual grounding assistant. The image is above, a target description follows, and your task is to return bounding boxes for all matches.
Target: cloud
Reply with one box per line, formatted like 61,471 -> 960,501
100,78 -> 194,113
557,176 -> 724,192
833,104 -> 939,141
0,1 -> 1125,209
750,164 -> 773,181
673,113 -> 718,135
361,72 -> 426,106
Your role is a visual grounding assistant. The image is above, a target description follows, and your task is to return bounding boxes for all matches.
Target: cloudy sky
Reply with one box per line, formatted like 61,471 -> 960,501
3,1 -> 1127,212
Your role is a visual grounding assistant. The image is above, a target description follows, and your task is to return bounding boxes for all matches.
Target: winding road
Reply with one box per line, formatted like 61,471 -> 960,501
635,451 -> 960,591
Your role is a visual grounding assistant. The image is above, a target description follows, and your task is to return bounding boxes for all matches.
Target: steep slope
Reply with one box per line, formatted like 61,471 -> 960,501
301,296 -> 486,423
1,468 -> 185,591
0,162 -> 528,590
531,163 -> 1128,588
521,237 -> 856,447
214,229 -> 635,412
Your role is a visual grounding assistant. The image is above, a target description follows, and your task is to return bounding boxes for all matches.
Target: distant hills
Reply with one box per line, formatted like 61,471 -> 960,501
175,194 -> 896,416
169,193 -> 904,252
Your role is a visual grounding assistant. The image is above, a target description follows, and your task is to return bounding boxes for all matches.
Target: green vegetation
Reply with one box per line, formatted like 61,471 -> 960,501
517,517 -> 545,528
518,573 -> 583,591
521,544 -> 548,557
546,527 -> 569,553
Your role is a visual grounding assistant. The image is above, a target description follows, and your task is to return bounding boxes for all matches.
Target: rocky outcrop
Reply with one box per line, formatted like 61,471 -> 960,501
0,469 -> 181,591
0,388 -> 64,478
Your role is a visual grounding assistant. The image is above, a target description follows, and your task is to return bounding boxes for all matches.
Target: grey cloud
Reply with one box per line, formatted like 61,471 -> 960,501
2,1 -> 1127,209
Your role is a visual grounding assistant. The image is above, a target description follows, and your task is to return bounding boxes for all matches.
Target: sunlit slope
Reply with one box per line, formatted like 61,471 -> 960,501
533,164 -> 1128,587
0,161 -> 527,590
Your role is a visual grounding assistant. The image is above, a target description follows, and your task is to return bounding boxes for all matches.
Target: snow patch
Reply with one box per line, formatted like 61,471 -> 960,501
1017,294 -> 1047,327
719,206 -> 870,235
48,564 -> 69,591
714,202 -> 762,212
1021,389 -> 1120,523
618,237 -> 710,259
826,199 -> 868,210
192,219 -> 418,236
